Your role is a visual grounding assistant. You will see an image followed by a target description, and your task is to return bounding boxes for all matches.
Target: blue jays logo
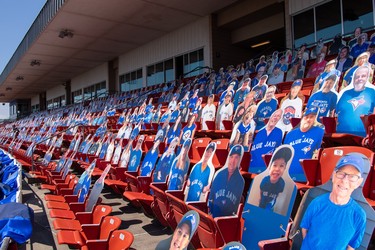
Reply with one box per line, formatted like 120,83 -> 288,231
183,130 -> 191,141
302,145 -> 311,154
283,106 -> 295,125
347,95 -> 366,111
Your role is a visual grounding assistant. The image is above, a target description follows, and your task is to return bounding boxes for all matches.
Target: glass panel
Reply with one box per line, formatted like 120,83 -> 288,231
155,62 -> 164,84
342,0 -> 373,35
293,9 -> 315,47
165,59 -> 174,82
316,0 -> 341,41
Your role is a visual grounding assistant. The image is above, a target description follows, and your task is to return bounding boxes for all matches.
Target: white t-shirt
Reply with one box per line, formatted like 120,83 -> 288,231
277,97 -> 303,133
219,103 -> 234,130
201,104 -> 216,130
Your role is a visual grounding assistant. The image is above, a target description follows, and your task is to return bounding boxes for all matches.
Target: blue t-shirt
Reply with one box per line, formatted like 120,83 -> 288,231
284,125 -> 324,182
170,110 -> 180,123
252,85 -> 267,102
306,91 -> 337,118
350,43 -> 369,59
208,168 -> 244,218
233,88 -> 249,110
153,153 -> 176,183
186,162 -> 212,202
166,125 -> 181,145
259,175 -> 285,210
189,96 -> 198,109
127,149 -> 142,172
181,124 -> 196,145
254,99 -> 278,130
139,148 -> 159,176
301,193 -> 366,250
336,87 -> 375,136
249,127 -> 283,173
168,158 -> 190,190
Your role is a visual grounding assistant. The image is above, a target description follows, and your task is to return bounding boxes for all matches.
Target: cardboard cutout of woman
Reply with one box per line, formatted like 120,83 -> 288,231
184,142 -> 217,202
126,135 -> 144,172
168,139 -> 193,191
229,108 -> 256,151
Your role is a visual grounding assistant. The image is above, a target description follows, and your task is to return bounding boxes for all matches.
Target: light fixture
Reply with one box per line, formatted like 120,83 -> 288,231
251,40 -> 271,48
5,87 -> 12,91
30,60 -> 41,66
0,94 -> 5,97
16,76 -> 24,81
58,29 -> 74,39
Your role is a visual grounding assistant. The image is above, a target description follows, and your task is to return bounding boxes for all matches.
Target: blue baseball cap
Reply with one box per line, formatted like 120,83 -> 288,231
273,63 -> 281,70
335,154 -> 364,175
177,210 -> 200,240
229,145 -> 243,156
292,79 -> 302,87
222,242 -> 246,250
206,142 -> 216,152
304,106 -> 319,116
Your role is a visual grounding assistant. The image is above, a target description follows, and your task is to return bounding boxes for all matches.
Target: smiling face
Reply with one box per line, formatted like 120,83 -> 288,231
300,113 -> 316,132
170,223 -> 190,250
203,147 -> 214,163
331,165 -> 363,202
353,66 -> 369,92
228,153 -> 241,175
339,47 -> 348,59
322,79 -> 335,93
268,109 -> 282,128
269,158 -> 287,183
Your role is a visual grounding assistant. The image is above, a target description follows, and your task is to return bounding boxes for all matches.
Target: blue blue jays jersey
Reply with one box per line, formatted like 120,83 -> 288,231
336,87 -> 375,136
259,176 -> 285,210
181,124 -> 196,145
168,159 -> 190,190
254,99 -> 278,130
307,91 -> 337,118
208,168 -> 244,218
140,148 -> 159,176
153,153 -> 176,183
127,149 -> 142,172
166,125 -> 181,145
284,125 -> 324,182
186,163 -> 212,202
249,127 -> 283,173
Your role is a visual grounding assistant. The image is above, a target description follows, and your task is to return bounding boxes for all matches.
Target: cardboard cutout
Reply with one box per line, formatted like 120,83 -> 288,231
307,74 -> 338,119
254,86 -> 278,130
229,109 -> 256,151
251,75 -> 268,102
208,145 -> 245,218
139,139 -> 160,176
184,142 -> 217,202
249,109 -> 283,174
153,137 -> 179,183
243,145 -> 297,250
284,106 -> 324,182
336,65 -> 375,137
155,210 -> 200,250
168,138 -> 192,190
277,79 -> 304,133
127,135 -> 144,172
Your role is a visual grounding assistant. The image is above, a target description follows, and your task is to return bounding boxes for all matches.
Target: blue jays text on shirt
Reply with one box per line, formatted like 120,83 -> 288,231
251,141 -> 277,150
215,189 -> 238,205
288,137 -> 314,154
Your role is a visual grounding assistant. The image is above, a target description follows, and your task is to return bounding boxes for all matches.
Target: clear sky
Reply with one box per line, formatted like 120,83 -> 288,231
0,0 -> 46,118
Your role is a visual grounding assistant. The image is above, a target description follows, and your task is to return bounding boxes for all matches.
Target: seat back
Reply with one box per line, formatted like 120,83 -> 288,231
190,137 -> 211,162
108,230 -> 134,250
99,216 -> 122,240
291,152 -> 375,250
85,165 -> 111,212
211,139 -> 229,168
92,205 -> 113,224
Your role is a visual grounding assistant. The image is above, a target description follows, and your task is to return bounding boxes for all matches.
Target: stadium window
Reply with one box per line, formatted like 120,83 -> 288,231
342,0 -> 373,34
293,9 -> 315,47
47,99 -> 53,110
155,62 -> 164,85
146,65 -> 155,86
183,48 -> 204,77
316,0 -> 341,41
120,68 -> 143,91
72,89 -> 82,104
165,59 -> 174,83
95,81 -> 107,97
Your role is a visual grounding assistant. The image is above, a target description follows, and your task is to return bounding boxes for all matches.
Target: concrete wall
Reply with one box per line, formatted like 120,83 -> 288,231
71,63 -> 108,92
118,16 -> 211,89
31,95 -> 39,106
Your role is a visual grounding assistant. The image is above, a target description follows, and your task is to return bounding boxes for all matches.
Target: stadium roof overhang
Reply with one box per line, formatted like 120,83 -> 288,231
0,0 -> 238,102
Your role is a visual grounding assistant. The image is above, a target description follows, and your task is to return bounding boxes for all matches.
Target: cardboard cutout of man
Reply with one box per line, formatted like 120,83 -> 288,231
254,85 -> 278,130
249,109 -> 283,173
229,108 -> 256,151
208,145 -> 245,218
306,74 -> 338,119
336,65 -> 375,137
185,142 -> 216,202
153,137 -> 179,183
284,106 -> 325,182
168,139 -> 192,191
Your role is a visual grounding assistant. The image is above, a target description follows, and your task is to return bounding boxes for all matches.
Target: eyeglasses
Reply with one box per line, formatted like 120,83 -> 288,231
335,170 -> 361,182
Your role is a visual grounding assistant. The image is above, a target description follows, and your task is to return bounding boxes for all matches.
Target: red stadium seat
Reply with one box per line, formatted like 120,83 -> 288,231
82,230 -> 134,250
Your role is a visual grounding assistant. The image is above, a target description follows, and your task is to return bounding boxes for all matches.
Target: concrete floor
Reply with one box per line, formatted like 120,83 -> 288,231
20,179 -> 173,250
